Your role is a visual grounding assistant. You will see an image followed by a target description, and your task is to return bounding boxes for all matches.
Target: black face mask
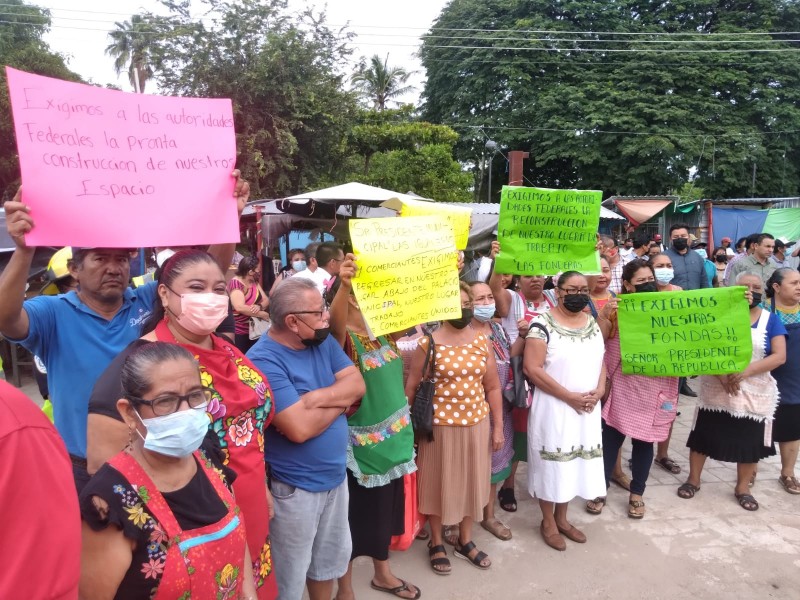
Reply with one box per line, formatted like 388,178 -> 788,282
449,308 -> 473,329
634,281 -> 658,293
672,238 -> 689,252
749,292 -> 763,309
300,327 -> 330,347
295,316 -> 330,347
562,294 -> 591,313
715,255 -> 727,263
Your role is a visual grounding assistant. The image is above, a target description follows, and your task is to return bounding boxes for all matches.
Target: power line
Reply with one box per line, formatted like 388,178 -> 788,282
4,10 -> 800,44
450,124 -> 800,138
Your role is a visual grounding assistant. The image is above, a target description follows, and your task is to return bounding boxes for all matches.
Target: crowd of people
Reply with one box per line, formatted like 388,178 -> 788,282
1,180 -> 799,600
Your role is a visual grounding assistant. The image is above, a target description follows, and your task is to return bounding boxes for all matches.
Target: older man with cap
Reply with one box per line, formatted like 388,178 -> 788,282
247,277 -> 365,600
0,177 -> 248,492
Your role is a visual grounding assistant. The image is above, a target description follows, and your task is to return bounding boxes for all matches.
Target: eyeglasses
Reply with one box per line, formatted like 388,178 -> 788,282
128,388 -> 212,416
559,287 -> 590,295
292,302 -> 330,319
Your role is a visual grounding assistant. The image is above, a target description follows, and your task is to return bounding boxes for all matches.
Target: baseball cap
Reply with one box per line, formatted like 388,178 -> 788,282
721,237 -> 732,243
654,234 -> 662,241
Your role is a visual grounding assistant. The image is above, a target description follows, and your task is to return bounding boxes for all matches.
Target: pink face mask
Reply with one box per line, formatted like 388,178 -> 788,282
172,292 -> 229,335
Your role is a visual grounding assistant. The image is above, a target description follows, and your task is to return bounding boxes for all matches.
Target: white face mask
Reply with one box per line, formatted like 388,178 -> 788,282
654,267 -> 675,285
473,304 -> 496,322
136,408 -> 209,458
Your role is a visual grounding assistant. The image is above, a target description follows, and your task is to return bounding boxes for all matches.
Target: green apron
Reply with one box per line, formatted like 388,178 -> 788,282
347,332 -> 416,488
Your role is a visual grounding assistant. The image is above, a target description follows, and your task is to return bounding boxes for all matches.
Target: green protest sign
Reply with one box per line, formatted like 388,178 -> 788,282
494,186 -> 602,276
617,287 -> 752,376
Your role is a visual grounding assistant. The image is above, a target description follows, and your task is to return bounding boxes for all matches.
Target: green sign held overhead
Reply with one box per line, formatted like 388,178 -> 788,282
617,287 -> 752,377
494,186 -> 602,276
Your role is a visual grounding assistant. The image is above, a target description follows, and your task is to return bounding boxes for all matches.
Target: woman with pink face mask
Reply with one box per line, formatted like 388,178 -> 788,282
86,250 -> 278,599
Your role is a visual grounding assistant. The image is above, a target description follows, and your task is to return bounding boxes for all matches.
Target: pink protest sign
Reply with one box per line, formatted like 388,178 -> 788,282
6,67 -> 240,247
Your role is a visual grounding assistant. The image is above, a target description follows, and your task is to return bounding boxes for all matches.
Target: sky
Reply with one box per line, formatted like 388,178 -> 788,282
32,0 -> 451,105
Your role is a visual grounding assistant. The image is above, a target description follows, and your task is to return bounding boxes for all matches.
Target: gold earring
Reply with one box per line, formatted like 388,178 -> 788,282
127,426 -> 134,451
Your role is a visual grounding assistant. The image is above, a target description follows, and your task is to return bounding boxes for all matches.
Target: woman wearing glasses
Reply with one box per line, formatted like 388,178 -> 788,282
79,342 -> 259,599
86,250 -> 277,599
523,271 -> 607,551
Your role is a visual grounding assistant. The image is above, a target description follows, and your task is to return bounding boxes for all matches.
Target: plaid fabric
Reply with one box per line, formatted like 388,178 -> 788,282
602,337 -> 679,443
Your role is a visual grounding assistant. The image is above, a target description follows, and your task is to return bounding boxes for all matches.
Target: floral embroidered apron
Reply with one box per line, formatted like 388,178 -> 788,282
155,321 -> 276,598
110,451 -> 246,600
346,333 -> 416,488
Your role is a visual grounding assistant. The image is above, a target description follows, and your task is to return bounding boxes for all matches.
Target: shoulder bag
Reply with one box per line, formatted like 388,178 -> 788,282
410,333 -> 436,440
503,322 -> 550,409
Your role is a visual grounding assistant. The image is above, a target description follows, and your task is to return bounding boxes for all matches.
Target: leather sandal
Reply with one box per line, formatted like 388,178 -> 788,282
427,542 -> 451,576
628,499 -> 645,519
453,539 -> 491,569
585,496 -> 606,515
481,518 -> 512,541
779,475 -> 800,495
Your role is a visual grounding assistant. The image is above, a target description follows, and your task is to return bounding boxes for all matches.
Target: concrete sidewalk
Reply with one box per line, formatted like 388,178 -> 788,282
346,395 -> 800,600
13,377 -> 797,599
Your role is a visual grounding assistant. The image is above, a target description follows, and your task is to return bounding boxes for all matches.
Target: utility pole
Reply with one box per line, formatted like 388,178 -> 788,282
485,140 -> 497,203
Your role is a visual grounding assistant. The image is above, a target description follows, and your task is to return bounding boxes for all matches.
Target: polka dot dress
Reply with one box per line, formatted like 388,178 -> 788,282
420,333 -> 489,426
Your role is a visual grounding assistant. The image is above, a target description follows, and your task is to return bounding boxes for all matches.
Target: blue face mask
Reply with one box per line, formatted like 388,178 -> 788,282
694,249 -> 707,259
473,304 -> 496,322
292,260 -> 307,272
137,407 -> 209,458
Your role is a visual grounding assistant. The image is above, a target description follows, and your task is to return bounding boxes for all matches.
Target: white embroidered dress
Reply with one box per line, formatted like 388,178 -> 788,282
526,312 -> 607,503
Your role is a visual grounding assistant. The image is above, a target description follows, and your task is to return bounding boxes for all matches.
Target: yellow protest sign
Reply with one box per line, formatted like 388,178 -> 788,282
399,198 -> 472,250
350,216 -> 461,336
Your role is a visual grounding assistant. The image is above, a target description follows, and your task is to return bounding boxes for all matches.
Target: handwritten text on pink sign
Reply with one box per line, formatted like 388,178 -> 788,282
6,67 -> 240,247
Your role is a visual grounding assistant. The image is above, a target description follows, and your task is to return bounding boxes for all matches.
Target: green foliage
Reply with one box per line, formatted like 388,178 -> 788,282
142,0 -> 359,198
351,54 -> 414,110
421,0 -> 800,199
342,108 -> 472,201
0,0 -> 82,200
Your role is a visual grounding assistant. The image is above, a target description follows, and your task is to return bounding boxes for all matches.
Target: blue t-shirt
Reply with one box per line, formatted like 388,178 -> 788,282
247,334 -> 353,492
11,284 -> 156,458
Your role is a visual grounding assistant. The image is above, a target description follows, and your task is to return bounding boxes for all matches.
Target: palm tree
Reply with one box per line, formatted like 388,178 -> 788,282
351,55 -> 414,110
106,15 -> 155,93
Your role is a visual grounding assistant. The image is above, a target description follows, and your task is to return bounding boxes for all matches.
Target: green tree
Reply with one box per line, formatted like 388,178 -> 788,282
351,55 -> 414,110
0,0 -> 82,200
341,107 -> 472,201
105,14 -> 158,93
144,0 -> 358,198
421,0 -> 800,199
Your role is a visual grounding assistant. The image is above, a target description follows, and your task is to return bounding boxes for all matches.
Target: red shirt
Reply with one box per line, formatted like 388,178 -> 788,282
0,380 -> 80,599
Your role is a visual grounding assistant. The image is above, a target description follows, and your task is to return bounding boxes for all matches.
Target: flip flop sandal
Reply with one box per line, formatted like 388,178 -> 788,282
677,482 -> 700,499
628,499 -> 646,519
585,496 -> 606,515
370,579 -> 422,599
779,475 -> 800,495
481,518 -> 512,541
453,540 -> 491,570
498,487 -> 517,512
735,493 -> 759,511
611,473 -> 632,491
654,457 -> 682,474
427,542 -> 451,576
